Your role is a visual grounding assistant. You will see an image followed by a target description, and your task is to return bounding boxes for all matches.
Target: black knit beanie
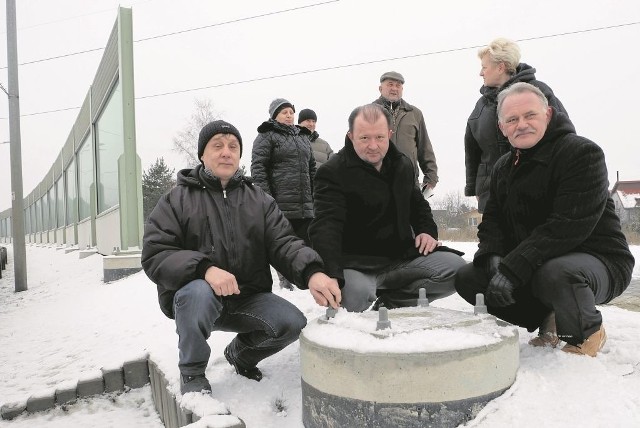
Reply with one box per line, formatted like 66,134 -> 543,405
198,120 -> 243,160
298,108 -> 317,124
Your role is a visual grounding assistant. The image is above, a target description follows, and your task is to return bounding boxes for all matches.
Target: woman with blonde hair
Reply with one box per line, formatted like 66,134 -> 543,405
464,38 -> 570,213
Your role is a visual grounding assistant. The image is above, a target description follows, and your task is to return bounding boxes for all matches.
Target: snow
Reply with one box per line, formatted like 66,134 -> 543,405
303,307 -> 517,353
0,241 -> 639,427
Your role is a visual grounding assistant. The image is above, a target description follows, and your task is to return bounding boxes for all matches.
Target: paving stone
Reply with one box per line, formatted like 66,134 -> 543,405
77,376 -> 105,398
102,367 -> 125,393
55,384 -> 78,405
1,401 -> 26,420
124,357 -> 150,388
178,405 -> 193,425
26,393 -> 55,413
166,395 -> 179,428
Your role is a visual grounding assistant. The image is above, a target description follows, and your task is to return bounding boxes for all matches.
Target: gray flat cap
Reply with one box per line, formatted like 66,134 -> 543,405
380,71 -> 405,84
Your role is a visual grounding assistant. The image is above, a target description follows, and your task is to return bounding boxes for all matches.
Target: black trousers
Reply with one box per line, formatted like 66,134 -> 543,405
455,252 -> 613,345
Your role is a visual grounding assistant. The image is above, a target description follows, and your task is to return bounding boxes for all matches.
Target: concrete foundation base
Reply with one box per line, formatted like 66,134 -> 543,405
300,306 -> 519,428
302,380 -> 507,427
103,252 -> 142,282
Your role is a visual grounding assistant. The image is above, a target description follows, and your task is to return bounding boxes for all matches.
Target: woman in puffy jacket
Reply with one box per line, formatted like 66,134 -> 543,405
465,38 -> 570,213
251,98 -> 316,290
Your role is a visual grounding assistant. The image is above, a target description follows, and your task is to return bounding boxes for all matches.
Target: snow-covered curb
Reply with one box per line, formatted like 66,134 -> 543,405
1,354 -> 245,428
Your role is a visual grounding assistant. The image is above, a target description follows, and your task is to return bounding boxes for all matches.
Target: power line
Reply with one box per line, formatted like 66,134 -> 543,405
0,19 -> 638,119
134,0 -> 339,43
112,20 -> 640,100
0,1 -> 340,70
0,0 -> 156,33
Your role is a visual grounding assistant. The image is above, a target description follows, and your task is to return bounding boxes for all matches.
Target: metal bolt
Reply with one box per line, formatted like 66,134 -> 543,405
417,288 -> 429,307
325,306 -> 337,320
376,307 -> 391,330
474,293 -> 488,315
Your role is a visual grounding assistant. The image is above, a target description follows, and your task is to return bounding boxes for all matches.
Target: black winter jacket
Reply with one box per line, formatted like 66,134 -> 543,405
465,63 -> 569,212
141,166 -> 324,318
475,110 -> 634,301
309,136 -> 437,281
250,120 -> 316,220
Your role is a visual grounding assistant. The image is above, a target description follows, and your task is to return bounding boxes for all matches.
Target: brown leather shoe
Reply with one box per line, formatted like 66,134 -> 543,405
529,312 -> 559,348
562,325 -> 607,357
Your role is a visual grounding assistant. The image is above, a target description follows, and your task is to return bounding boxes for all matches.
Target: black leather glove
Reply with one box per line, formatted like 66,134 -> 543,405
485,272 -> 516,307
485,255 -> 502,279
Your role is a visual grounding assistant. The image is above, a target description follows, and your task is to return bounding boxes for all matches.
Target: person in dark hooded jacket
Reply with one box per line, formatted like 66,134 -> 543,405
455,83 -> 634,358
142,120 -> 340,395
465,38 -> 569,212
251,98 -> 317,290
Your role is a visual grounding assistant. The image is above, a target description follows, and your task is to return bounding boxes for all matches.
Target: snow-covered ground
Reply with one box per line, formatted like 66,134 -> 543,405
0,241 -> 638,427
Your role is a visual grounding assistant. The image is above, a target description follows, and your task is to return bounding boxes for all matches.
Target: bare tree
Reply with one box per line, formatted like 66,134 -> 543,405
173,98 -> 220,167
430,190 -> 475,229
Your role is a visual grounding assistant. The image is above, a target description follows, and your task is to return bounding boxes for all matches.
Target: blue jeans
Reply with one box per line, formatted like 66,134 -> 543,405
341,251 -> 466,312
174,279 -> 307,376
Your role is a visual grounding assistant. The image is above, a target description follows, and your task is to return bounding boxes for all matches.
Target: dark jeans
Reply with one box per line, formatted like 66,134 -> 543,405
341,251 -> 466,312
174,279 -> 307,376
455,252 -> 612,345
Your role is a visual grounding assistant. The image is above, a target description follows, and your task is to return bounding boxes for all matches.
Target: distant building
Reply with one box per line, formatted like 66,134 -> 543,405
610,180 -> 640,224
463,209 -> 483,228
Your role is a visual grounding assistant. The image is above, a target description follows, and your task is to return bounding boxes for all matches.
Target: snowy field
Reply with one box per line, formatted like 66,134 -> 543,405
0,242 -> 638,427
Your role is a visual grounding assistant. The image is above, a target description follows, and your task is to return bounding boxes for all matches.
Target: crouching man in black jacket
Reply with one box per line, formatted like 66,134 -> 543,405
142,120 -> 341,395
309,104 -> 466,312
455,83 -> 634,357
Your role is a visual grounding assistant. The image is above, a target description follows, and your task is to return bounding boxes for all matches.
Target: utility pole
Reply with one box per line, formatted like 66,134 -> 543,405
5,0 -> 28,292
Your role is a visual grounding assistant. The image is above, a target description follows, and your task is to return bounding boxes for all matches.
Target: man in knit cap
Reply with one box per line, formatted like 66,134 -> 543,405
142,120 -> 341,395
374,71 -> 438,197
297,108 -> 334,167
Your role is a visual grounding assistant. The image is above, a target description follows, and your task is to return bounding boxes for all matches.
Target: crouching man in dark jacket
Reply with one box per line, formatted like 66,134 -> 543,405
455,83 -> 634,357
309,104 -> 466,312
142,120 -> 341,395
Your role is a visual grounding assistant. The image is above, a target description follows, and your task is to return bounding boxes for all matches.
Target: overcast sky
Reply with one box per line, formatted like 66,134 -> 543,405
1,0 -> 639,211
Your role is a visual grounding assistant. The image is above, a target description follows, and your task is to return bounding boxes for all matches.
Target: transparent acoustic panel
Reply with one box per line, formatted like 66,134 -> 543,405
77,137 -> 94,221
65,159 -> 77,225
56,178 -> 64,228
96,80 -> 123,213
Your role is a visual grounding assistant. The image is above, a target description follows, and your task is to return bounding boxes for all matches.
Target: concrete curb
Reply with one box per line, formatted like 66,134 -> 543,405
0,354 -> 246,428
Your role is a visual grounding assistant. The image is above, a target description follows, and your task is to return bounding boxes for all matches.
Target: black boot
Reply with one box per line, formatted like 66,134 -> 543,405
224,346 -> 263,381
180,373 -> 211,394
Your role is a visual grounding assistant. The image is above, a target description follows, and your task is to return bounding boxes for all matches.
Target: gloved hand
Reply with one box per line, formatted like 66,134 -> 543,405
485,255 -> 502,279
485,272 -> 516,307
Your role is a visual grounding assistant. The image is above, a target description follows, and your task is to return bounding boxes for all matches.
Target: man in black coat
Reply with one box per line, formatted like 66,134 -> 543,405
455,83 -> 635,357
142,120 -> 341,395
309,104 -> 465,312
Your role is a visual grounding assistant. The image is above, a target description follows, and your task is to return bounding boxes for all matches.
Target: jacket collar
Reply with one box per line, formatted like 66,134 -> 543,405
177,164 -> 246,191
342,133 -> 404,170
257,119 -> 299,135
374,96 -> 413,112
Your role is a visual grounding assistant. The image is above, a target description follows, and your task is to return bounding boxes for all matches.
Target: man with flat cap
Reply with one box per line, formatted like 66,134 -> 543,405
374,71 -> 438,196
